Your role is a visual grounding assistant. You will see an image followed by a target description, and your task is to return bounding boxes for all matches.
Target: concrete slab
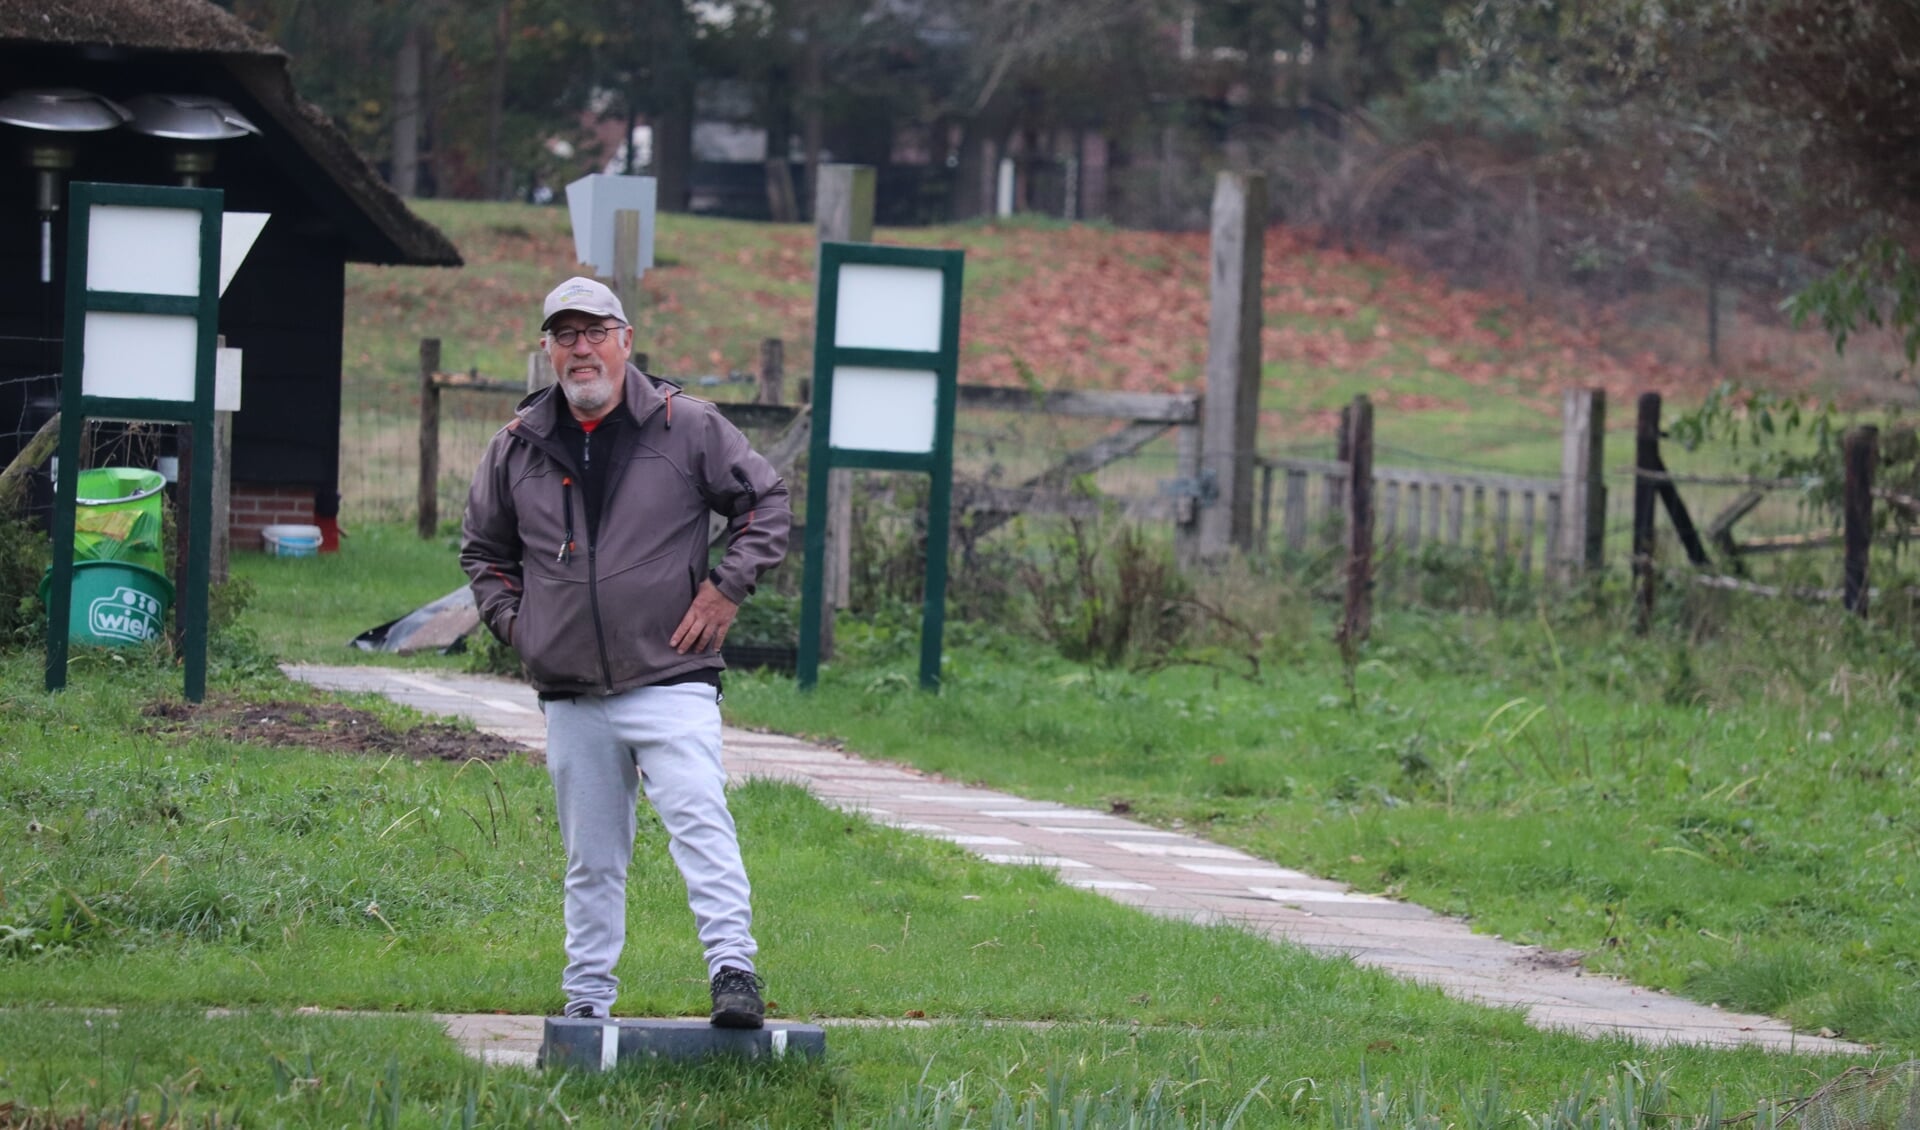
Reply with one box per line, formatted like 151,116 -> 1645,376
541,1017 -> 826,1071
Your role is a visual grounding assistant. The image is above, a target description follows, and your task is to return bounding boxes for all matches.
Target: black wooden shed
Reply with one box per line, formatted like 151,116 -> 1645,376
0,0 -> 460,546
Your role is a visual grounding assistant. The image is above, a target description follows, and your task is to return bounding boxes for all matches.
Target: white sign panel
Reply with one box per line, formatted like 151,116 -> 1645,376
219,212 -> 270,296
215,346 -> 243,411
87,206 -> 201,296
829,366 -> 938,454
565,174 -> 656,275
834,264 -> 944,353
82,312 -> 198,402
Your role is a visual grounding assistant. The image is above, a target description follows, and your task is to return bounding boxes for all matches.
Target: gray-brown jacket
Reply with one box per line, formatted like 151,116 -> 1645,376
460,364 -> 791,695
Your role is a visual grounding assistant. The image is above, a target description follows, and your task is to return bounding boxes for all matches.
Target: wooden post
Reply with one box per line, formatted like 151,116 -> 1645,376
758,337 -> 785,406
1257,463 -> 1274,554
1196,170 -> 1266,561
417,337 -> 441,539
1326,402 -> 1352,544
815,164 -> 876,244
1283,469 -> 1307,553
814,165 -> 876,652
209,411 -> 231,583
1632,392 -> 1660,633
1494,489 -> 1510,566
1338,396 -> 1374,645
1557,388 -> 1607,580
527,349 -> 556,393
1173,416 -> 1204,569
612,209 -> 641,322
1843,425 -> 1877,618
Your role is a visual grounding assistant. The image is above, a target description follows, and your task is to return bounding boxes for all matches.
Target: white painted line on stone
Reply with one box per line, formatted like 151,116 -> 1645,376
731,749 -> 848,762
1041,827 -> 1186,839
1252,887 -> 1391,904
978,854 -> 1092,868
393,674 -> 462,697
1112,841 -> 1256,860
940,834 -> 1021,846
479,697 -> 536,715
1064,878 -> 1156,891
1178,863 -> 1318,880
600,1023 -> 618,1070
771,1028 -> 788,1057
877,821 -> 951,832
983,809 -> 1115,820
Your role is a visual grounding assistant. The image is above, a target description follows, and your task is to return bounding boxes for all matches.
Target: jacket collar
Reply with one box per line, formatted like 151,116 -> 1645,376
513,362 -> 667,437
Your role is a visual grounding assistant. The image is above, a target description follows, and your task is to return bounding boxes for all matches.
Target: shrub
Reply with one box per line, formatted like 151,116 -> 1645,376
0,510 -> 50,651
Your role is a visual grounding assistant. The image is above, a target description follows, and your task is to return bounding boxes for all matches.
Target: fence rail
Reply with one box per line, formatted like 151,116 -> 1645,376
1257,456 -> 1563,574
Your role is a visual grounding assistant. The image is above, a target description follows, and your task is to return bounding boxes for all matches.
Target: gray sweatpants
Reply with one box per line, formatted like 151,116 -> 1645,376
545,683 -> 756,1013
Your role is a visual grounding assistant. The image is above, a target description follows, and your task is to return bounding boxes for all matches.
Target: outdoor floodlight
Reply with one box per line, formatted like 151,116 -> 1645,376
0,88 -> 131,283
0,87 -> 131,133
126,94 -> 260,186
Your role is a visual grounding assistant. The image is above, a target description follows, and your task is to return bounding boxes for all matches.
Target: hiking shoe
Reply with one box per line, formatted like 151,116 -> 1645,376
709,967 -> 765,1029
562,1000 -> 606,1019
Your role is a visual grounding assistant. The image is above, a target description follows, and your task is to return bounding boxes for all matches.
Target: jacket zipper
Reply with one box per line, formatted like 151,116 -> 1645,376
581,427 -> 615,691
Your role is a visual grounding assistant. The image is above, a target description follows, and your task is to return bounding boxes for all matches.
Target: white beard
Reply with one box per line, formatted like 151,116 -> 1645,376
560,372 -> 617,415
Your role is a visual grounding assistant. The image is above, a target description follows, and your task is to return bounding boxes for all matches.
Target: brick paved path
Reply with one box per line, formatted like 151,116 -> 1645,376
285,664 -> 1869,1065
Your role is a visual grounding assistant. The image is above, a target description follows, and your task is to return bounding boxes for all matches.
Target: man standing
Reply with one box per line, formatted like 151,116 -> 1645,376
462,277 -> 790,1028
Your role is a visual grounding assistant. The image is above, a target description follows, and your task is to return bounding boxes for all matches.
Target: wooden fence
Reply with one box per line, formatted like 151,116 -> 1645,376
1255,457 -> 1563,575
414,336 -> 1203,548
1627,391 -> 1912,626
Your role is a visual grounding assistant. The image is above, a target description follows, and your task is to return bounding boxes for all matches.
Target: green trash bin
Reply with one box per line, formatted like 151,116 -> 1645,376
74,467 -> 167,574
40,560 -> 174,646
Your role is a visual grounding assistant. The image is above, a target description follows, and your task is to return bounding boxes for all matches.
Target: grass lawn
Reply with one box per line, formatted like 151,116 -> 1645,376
0,649 -> 1859,1127
4,520 -> 1903,1124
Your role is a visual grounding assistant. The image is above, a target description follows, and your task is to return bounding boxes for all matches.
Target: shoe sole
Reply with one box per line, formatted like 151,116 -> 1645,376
709,1009 -> 765,1030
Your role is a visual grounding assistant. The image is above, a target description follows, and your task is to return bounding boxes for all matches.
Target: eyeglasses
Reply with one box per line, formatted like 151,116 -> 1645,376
548,324 -> 621,347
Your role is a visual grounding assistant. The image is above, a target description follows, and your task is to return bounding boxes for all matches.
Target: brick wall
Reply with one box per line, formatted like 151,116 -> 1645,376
229,483 -> 314,552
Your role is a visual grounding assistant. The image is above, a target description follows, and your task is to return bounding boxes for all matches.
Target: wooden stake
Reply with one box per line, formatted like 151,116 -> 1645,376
1843,425 -> 1877,618
417,337 -> 441,539
1338,396 -> 1373,646
1633,392 -> 1659,633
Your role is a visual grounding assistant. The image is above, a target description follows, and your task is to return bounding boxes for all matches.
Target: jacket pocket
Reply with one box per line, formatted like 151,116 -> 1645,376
593,552 -> 697,678
517,563 -> 601,687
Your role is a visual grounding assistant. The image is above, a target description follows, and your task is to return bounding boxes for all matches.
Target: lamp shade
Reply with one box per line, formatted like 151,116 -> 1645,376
0,88 -> 130,132
125,94 -> 258,141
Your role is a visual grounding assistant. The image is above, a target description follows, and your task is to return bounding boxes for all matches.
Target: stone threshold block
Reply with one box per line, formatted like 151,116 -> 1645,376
541,1017 -> 826,1071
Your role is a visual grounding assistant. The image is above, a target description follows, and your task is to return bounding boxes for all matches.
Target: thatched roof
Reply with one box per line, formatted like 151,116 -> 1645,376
0,0 -> 284,55
0,0 -> 461,267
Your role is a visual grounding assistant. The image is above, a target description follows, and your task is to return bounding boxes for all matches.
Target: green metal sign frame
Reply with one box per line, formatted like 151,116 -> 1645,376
797,241 -> 965,690
46,182 -> 223,702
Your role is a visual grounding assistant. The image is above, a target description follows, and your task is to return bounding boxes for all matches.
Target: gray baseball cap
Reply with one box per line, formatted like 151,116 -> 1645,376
540,276 -> 627,330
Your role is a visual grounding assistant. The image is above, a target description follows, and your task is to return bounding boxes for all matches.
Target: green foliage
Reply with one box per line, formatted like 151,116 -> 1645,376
1016,514 -> 1192,670
0,510 -> 49,651
729,590 -> 799,648
1785,236 -> 1920,376
462,621 -> 521,677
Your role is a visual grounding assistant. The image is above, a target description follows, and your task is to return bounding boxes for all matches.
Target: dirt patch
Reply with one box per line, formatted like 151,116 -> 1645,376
139,698 -> 535,763
1518,946 -> 1587,972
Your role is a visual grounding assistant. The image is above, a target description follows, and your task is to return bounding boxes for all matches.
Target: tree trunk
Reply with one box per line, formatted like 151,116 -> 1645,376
763,37 -> 796,221
800,4 -> 825,220
650,0 -> 694,211
483,1 -> 511,199
953,121 -> 987,220
391,22 -> 423,197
